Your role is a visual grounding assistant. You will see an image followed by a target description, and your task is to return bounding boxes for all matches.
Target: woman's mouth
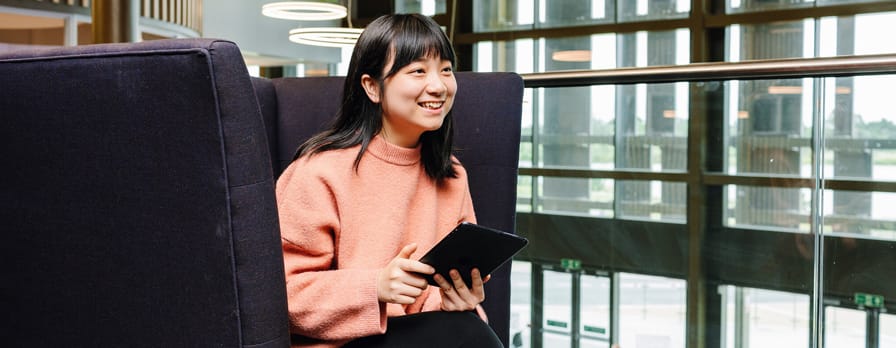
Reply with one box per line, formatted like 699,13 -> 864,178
419,101 -> 444,110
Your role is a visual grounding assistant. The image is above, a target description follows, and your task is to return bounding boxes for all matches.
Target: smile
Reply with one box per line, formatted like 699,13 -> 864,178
419,101 -> 444,109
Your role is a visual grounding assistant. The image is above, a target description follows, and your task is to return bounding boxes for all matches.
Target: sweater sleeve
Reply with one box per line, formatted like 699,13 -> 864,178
276,161 -> 387,341
458,164 -> 477,225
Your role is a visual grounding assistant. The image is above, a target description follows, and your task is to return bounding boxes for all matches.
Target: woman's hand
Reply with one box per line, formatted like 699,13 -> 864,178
377,243 -> 435,305
434,268 -> 490,311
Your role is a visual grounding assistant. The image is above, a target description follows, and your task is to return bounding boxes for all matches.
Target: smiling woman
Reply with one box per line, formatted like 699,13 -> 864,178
276,13 -> 505,348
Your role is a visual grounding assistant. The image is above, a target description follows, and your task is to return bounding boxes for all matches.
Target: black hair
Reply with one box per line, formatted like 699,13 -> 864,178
292,13 -> 458,183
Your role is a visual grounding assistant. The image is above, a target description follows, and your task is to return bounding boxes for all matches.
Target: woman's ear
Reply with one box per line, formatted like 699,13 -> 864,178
360,74 -> 381,103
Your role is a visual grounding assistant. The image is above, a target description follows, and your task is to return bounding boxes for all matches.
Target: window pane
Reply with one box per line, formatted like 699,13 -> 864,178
510,261 -> 532,348
726,0 -> 813,14
728,20 -> 815,61
823,190 -> 896,240
473,30 -> 689,73
619,273 -> 685,348
517,175 -> 533,213
726,79 -> 815,150
535,176 -> 614,218
394,0 -> 445,16
824,307 -> 866,347
882,312 -> 896,348
820,12 -> 896,56
731,13 -> 896,60
724,77 -> 815,232
820,74 -> 896,241
473,0 -> 615,32
720,286 -> 810,348
618,180 -> 686,222
818,0 -> 896,5
725,185 -> 812,231
475,39 -> 536,73
745,289 -> 809,347
540,0 -> 615,28
473,0 -> 535,32
822,75 -> 896,181
580,274 -> 611,348
544,270 -> 573,347
618,0 -> 690,22
723,78 -> 814,178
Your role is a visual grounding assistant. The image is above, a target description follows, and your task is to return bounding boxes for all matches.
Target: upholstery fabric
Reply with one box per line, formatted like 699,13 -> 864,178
254,72 -> 523,346
1,39 -> 289,347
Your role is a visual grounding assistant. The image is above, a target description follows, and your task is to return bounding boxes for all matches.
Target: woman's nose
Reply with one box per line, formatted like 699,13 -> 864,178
425,73 -> 447,95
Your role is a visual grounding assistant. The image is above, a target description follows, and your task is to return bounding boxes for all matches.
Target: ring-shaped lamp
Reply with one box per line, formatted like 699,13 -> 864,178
288,27 -> 363,47
262,2 -> 347,21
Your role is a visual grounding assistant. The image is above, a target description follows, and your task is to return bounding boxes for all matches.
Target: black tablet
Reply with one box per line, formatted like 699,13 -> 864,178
418,222 -> 528,287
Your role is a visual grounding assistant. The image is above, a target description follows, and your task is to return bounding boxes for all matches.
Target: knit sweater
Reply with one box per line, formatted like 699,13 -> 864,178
276,134 -> 476,348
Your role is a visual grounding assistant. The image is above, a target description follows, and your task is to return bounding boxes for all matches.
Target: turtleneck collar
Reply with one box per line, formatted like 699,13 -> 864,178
366,134 -> 421,166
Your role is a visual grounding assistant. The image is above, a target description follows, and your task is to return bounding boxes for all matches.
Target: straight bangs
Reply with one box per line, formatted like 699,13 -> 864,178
385,18 -> 455,78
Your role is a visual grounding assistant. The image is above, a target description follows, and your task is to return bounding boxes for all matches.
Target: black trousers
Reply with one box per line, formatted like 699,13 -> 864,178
342,311 -> 503,348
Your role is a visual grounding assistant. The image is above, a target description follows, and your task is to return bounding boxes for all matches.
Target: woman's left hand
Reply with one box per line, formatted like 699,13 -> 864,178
434,268 -> 490,311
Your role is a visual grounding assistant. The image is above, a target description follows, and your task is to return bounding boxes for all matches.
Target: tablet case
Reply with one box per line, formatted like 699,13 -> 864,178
418,222 -> 528,287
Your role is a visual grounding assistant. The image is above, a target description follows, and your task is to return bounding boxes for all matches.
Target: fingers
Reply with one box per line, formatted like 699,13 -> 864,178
381,282 -> 426,304
397,243 -> 418,259
377,244 -> 435,305
437,268 -> 487,311
379,264 -> 428,304
398,258 -> 435,276
396,243 -> 435,275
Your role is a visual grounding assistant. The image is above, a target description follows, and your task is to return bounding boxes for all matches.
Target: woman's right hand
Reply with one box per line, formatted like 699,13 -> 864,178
377,243 -> 435,305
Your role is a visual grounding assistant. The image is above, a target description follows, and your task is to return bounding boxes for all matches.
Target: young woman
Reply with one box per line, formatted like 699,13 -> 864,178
276,13 -> 504,348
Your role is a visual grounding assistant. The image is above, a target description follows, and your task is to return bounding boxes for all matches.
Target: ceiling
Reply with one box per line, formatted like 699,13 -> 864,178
0,6 -> 341,68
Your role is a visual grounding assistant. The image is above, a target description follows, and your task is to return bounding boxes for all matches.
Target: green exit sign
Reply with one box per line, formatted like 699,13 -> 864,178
561,258 -> 582,270
546,320 -> 568,328
583,325 -> 606,334
854,292 -> 885,308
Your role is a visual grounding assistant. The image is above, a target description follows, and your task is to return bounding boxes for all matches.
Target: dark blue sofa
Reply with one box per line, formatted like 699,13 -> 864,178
1,38 -> 522,347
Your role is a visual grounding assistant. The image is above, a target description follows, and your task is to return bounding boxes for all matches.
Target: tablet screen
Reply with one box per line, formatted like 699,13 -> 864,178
418,222 -> 528,287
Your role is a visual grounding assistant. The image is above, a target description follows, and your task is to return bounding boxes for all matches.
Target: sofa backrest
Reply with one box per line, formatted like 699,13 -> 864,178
1,39 -> 289,347
253,72 -> 524,345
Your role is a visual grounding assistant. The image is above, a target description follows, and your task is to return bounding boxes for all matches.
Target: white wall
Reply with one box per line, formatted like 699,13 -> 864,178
202,0 -> 342,66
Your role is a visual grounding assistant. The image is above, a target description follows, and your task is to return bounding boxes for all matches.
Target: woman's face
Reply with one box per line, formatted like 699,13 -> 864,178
361,54 -> 456,148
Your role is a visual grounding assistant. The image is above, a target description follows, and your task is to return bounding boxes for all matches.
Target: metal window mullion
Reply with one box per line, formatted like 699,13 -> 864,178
810,74 -> 826,348
867,308 -> 879,348
571,270 -> 581,348
610,272 -> 620,348
533,262 -> 545,348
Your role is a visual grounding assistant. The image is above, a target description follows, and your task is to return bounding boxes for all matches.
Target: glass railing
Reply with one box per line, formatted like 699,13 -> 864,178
510,54 -> 896,348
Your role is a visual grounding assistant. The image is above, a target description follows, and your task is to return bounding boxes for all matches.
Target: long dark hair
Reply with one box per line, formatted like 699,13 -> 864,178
293,13 -> 458,182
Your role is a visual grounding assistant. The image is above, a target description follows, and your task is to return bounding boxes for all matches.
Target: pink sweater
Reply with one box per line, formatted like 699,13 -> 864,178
276,135 -> 476,348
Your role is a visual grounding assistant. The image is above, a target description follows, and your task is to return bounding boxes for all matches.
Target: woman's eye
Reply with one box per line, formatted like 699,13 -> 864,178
442,67 -> 453,73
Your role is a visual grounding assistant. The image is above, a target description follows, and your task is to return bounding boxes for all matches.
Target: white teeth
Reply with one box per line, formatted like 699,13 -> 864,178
420,101 -> 443,109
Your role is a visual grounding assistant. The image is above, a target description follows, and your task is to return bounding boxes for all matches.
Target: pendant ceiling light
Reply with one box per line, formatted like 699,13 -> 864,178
262,1 -> 363,48
289,27 -> 364,48
262,1 -> 347,21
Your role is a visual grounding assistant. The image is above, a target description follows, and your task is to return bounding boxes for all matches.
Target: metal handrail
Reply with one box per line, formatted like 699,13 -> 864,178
521,53 -> 896,87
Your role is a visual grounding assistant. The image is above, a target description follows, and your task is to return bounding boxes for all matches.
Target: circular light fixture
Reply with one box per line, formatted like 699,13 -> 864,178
288,27 -> 363,47
262,2 -> 347,21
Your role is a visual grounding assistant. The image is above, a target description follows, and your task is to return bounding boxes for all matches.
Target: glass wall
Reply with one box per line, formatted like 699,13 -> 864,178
510,71 -> 896,348
457,1 -> 896,347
